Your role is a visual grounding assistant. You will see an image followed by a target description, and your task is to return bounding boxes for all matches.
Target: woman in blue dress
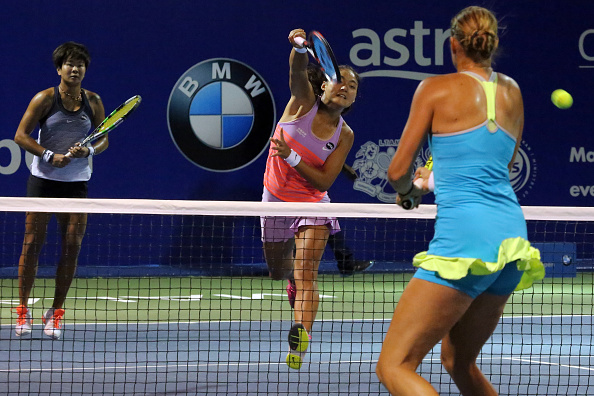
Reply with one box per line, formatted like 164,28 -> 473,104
376,6 -> 545,395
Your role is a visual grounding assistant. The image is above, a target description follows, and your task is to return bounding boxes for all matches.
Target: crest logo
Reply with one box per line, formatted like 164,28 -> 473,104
353,140 -> 431,203
352,138 -> 533,203
510,140 -> 537,201
167,58 -> 276,172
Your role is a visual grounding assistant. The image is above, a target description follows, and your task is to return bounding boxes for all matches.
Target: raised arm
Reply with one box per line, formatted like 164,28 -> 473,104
279,29 -> 317,122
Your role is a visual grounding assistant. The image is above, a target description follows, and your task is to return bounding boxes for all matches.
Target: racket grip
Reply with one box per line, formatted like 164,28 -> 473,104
401,179 -> 423,210
64,152 -> 72,158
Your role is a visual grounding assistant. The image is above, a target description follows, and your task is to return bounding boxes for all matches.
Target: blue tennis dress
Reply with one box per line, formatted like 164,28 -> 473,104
413,72 -> 544,291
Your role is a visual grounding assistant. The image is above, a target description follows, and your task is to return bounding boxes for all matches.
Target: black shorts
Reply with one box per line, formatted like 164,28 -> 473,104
27,175 -> 88,198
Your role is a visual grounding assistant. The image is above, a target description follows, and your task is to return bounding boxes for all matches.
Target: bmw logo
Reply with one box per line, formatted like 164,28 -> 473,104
167,58 -> 276,171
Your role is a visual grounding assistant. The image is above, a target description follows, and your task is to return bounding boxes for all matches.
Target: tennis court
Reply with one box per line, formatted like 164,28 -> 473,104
1,274 -> 592,395
0,198 -> 592,395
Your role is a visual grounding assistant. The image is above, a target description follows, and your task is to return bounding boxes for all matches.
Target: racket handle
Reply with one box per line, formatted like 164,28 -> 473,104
294,36 -> 308,48
401,179 -> 423,210
64,152 -> 72,158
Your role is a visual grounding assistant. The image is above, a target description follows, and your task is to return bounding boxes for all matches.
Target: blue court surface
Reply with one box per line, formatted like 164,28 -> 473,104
1,315 -> 592,395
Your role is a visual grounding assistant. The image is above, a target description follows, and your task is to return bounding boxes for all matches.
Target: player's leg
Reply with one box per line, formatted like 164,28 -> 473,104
376,277 -> 474,395
42,212 -> 86,339
293,224 -> 329,332
261,216 -> 295,280
53,212 -> 87,308
261,216 -> 297,308
263,239 -> 297,308
15,211 -> 51,336
18,212 -> 51,305
286,224 -> 329,369
440,263 -> 522,395
440,292 -> 508,396
263,240 -> 295,280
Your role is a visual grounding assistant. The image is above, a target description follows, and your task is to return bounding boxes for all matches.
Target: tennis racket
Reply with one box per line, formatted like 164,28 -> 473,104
65,95 -> 142,157
294,31 -> 341,84
402,156 -> 433,210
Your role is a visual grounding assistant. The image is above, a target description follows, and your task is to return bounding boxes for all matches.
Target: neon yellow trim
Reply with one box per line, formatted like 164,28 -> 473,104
481,81 -> 496,122
413,237 -> 545,291
481,81 -> 497,131
461,72 -> 498,131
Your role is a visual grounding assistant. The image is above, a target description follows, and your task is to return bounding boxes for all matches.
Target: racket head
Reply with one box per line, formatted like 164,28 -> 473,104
82,95 -> 142,144
308,31 -> 341,84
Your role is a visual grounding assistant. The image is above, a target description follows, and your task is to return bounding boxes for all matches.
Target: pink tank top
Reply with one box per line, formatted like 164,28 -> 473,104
263,100 -> 344,202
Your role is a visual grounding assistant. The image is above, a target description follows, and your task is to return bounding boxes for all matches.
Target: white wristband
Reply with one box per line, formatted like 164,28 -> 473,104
284,149 -> 302,167
87,146 -> 95,157
42,149 -> 54,163
294,46 -> 307,53
428,171 -> 435,192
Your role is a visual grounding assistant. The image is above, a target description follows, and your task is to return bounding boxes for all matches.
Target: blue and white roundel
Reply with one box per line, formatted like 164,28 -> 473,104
189,82 -> 254,149
167,58 -> 276,172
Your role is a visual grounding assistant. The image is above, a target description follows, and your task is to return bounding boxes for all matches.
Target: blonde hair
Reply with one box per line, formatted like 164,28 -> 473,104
451,6 -> 499,62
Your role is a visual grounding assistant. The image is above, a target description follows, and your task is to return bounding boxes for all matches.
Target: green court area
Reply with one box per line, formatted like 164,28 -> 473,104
1,273 -> 592,324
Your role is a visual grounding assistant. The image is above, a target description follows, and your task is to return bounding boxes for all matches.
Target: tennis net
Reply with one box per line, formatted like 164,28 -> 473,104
0,197 -> 592,395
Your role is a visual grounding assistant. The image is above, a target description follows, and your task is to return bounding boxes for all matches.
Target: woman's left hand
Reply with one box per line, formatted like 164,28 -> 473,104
68,143 -> 90,158
413,167 -> 433,193
269,128 -> 291,159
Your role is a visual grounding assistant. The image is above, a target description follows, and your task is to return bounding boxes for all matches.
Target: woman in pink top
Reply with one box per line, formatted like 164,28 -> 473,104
261,28 -> 360,369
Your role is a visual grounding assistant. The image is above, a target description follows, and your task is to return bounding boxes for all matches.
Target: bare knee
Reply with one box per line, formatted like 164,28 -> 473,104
375,359 -> 388,384
441,352 -> 454,374
376,355 -> 397,386
441,352 -> 475,378
266,257 -> 293,279
294,259 -> 317,280
268,266 -> 292,281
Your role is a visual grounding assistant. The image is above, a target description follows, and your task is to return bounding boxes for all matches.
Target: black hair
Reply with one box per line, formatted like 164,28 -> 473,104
52,42 -> 91,69
307,64 -> 361,114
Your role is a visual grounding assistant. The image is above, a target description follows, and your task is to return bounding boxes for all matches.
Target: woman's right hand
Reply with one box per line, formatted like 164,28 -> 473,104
395,185 -> 423,209
288,29 -> 307,48
51,153 -> 72,168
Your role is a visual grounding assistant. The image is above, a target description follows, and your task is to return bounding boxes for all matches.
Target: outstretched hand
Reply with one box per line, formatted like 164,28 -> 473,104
269,128 -> 291,159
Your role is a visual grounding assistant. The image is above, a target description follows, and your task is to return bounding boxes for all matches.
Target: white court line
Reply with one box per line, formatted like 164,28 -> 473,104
1,356 -> 592,374
1,314 -> 592,327
0,360 -> 378,373
423,355 -> 594,373
507,357 -> 594,372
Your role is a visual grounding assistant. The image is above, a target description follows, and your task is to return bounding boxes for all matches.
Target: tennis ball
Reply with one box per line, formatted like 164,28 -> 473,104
551,89 -> 573,109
